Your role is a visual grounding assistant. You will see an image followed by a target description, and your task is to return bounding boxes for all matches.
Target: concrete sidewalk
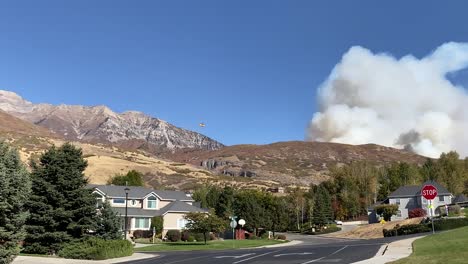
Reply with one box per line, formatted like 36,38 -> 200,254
12,253 -> 159,264
352,235 -> 425,264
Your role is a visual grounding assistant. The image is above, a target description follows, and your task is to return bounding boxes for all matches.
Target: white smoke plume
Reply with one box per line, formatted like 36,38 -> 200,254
307,42 -> 468,158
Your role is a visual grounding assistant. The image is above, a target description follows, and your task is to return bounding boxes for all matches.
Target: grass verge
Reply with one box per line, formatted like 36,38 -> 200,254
391,226 -> 468,264
136,239 -> 286,252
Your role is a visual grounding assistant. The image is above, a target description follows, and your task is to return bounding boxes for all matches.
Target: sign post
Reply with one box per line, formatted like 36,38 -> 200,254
230,216 -> 238,248
422,185 -> 438,234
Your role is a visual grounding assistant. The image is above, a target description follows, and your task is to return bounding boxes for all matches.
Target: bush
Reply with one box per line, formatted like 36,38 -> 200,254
261,232 -> 269,239
194,233 -> 205,242
209,233 -> 217,241
383,224 -> 431,237
187,235 -> 195,242
432,218 -> 468,231
449,205 -> 462,215
276,234 -> 287,240
133,230 -> 153,239
181,231 -> 190,242
409,208 -> 427,218
58,238 -> 133,260
166,230 -> 181,242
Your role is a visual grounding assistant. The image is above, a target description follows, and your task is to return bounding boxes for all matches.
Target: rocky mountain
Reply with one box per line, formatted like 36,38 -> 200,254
0,90 -> 223,153
167,141 -> 429,186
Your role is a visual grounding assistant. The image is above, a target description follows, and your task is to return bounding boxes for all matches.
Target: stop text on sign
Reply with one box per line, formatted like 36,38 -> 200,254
421,185 -> 438,200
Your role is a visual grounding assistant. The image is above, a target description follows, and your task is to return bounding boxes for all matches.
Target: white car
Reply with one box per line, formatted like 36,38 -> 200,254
335,220 -> 343,225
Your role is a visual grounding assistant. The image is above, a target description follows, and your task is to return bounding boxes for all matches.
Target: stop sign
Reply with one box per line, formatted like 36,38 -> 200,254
421,185 -> 438,200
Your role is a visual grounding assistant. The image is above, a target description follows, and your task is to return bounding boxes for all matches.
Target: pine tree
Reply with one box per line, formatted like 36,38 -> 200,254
95,201 -> 122,240
0,142 -> 31,264
23,143 -> 96,254
312,185 -> 333,228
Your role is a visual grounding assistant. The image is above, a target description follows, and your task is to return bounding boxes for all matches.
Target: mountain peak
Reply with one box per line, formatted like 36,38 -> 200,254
0,90 -> 224,152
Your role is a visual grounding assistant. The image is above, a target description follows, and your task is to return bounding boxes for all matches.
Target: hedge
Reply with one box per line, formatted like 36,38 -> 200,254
58,238 -> 133,260
383,224 -> 430,237
133,230 -> 153,239
383,218 -> 468,237
432,218 -> 468,231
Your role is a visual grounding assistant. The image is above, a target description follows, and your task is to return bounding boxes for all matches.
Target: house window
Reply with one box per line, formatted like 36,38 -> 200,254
135,218 -> 150,229
147,196 -> 157,209
397,210 -> 402,217
395,198 -> 401,205
438,196 -> 444,202
113,198 -> 125,204
177,218 -> 188,229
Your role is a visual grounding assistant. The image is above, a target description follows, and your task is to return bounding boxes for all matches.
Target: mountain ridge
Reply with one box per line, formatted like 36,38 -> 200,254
0,90 -> 223,153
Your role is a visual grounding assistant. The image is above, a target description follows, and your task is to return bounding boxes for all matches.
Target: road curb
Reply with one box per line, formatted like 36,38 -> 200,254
253,240 -> 303,248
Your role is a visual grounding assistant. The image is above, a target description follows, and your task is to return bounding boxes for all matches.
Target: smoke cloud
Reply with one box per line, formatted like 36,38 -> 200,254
307,42 -> 468,158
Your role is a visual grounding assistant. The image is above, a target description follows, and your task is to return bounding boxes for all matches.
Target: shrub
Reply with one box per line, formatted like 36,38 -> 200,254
166,230 -> 181,242
409,208 -> 427,218
194,233 -> 205,242
187,235 -> 195,242
248,234 -> 258,240
58,238 -> 133,260
432,218 -> 468,231
276,234 -> 287,240
181,231 -> 190,242
133,230 -> 153,239
209,233 -> 217,240
261,232 -> 269,239
383,224 -> 430,237
449,205 -> 462,215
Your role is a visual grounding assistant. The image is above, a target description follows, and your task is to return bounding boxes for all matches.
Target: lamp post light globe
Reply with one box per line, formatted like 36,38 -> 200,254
238,219 -> 246,227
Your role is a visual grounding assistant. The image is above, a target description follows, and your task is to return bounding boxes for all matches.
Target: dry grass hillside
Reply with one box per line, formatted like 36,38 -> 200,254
167,141 -> 428,186
329,217 -> 425,239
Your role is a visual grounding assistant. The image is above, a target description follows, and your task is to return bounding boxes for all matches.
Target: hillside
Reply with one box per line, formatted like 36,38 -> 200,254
167,141 -> 428,186
0,90 -> 223,153
0,109 -> 272,190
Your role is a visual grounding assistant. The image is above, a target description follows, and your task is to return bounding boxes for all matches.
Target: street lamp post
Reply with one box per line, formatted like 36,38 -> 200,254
124,187 -> 130,240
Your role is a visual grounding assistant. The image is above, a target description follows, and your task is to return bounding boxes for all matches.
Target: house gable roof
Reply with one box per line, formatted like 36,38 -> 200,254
388,180 -> 452,198
452,194 -> 468,204
110,201 -> 206,217
88,184 -> 194,202
160,201 -> 207,215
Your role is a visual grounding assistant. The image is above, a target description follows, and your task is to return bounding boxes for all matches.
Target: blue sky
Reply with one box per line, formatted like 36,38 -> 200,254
1,0 -> 468,146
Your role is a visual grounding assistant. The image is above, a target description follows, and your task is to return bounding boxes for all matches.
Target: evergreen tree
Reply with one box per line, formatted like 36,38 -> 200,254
215,186 -> 234,218
312,185 -> 332,228
0,142 -> 31,264
23,143 -> 96,254
94,201 -> 122,240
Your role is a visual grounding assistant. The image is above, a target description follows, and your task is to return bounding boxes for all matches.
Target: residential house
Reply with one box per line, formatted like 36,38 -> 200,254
387,181 -> 452,221
452,194 -> 468,208
89,184 -> 206,237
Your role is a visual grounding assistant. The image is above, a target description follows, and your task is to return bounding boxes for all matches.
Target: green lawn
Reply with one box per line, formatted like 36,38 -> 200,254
391,226 -> 468,264
136,239 -> 286,252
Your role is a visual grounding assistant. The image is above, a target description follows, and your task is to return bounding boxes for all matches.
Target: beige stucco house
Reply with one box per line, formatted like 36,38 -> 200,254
89,184 -> 205,237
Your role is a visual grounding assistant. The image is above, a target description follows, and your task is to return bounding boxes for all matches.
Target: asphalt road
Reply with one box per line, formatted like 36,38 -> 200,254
120,234 -> 417,264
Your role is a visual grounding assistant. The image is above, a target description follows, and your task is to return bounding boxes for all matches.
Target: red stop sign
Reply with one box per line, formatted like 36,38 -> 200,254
421,185 -> 438,200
